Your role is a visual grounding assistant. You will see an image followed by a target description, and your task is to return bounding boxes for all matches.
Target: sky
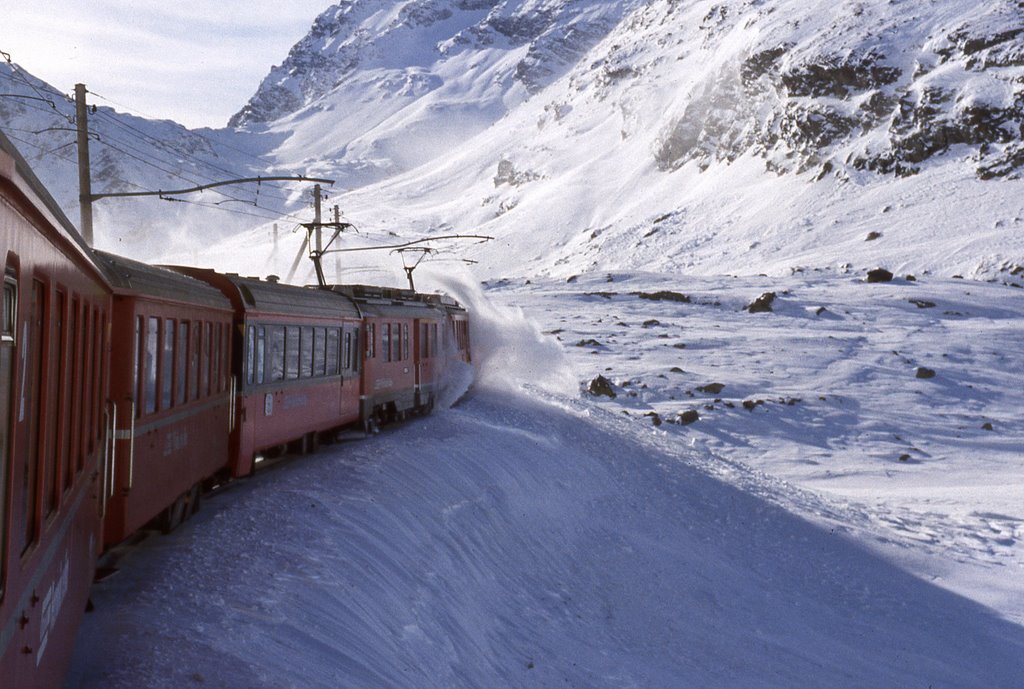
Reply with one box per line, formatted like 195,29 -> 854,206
1,1 -> 336,129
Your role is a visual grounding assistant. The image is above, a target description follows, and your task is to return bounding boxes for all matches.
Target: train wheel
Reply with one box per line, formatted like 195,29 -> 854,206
186,483 -> 202,519
160,493 -> 187,534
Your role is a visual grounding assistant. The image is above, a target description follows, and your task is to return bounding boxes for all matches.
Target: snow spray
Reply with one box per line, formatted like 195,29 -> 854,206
424,270 -> 578,400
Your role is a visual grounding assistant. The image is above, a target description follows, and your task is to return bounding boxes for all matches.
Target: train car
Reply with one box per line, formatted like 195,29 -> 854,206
327,282 -> 460,423
0,132 -> 112,687
171,269 -> 363,477
90,252 -> 234,546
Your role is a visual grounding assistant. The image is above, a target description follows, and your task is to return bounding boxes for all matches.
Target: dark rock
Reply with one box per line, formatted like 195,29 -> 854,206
906,275 -> 917,282
643,319 -> 661,327
746,292 -> 776,313
866,268 -> 894,283
678,410 -> 700,425
646,412 -> 663,427
697,383 -> 725,394
909,299 -> 936,309
669,366 -> 685,374
742,399 -> 765,411
866,231 -> 882,241
588,375 -> 616,398
672,342 -> 687,349
982,422 -> 994,431
898,453 -> 911,462
915,367 -> 936,379
576,338 -> 602,347
637,290 -> 691,303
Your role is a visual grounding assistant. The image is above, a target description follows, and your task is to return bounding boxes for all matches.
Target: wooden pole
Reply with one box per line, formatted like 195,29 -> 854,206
74,83 -> 94,245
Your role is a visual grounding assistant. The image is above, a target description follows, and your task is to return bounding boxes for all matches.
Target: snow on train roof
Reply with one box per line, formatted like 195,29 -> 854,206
92,250 -> 231,310
219,273 -> 362,320
326,284 -> 464,318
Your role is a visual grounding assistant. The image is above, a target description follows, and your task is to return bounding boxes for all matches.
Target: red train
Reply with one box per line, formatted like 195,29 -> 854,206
0,131 -> 471,688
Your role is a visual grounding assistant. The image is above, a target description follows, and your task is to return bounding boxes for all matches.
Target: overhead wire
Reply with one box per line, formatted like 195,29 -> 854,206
0,48 -> 323,228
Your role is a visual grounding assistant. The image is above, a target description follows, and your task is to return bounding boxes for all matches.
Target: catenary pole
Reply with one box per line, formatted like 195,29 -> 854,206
74,83 -> 94,245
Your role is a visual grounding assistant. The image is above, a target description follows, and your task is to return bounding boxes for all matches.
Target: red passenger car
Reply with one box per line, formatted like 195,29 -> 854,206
173,270 -> 363,476
327,285 -> 469,425
0,132 -> 111,687
92,252 -> 234,545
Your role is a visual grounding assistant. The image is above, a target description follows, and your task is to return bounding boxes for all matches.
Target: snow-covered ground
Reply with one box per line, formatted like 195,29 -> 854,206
66,270 -> 1024,688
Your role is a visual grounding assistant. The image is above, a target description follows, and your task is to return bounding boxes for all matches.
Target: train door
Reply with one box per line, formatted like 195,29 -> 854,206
1,270 -> 17,592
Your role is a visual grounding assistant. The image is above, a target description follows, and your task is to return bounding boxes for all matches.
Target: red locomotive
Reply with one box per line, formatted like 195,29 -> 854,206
0,131 -> 471,688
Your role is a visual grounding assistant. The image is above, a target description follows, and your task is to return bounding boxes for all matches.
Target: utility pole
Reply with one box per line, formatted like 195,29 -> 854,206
74,83 -> 94,245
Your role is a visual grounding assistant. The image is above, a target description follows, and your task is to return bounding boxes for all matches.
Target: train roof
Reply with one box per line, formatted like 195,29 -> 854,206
0,128 -> 108,284
169,267 -> 362,320
325,284 -> 465,318
93,251 -> 231,310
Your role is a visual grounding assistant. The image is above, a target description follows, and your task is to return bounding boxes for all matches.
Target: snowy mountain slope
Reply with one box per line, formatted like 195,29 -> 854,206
5,1 -> 1023,282
0,62 -> 319,257
301,0 -> 1024,283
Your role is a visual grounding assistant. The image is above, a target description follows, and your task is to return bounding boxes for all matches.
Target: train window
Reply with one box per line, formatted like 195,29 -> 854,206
431,323 -> 438,357
1,275 -> 14,343
44,290 -> 66,517
80,307 -> 93,458
366,323 -> 375,359
211,323 -> 220,394
177,322 -> 189,405
201,322 -> 211,397
299,326 -> 313,378
23,280 -> 46,553
420,323 -> 428,358
255,326 -> 266,384
161,320 -> 175,410
285,326 -> 299,380
313,327 -> 326,377
382,323 -> 391,362
145,317 -> 159,414
133,316 -> 142,417
402,323 -> 409,361
245,326 -> 255,385
62,296 -> 76,495
91,310 -> 104,444
392,323 -> 402,362
341,331 -> 351,373
74,305 -> 86,469
350,328 -> 360,372
190,324 -> 200,400
268,326 -> 284,382
326,328 -> 340,376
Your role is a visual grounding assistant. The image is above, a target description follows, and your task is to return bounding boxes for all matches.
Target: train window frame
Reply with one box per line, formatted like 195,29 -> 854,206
299,326 -> 313,378
268,325 -> 285,382
382,323 -> 391,363
245,325 -> 256,385
144,316 -> 159,415
176,321 -> 189,406
255,326 -> 266,384
284,326 -> 299,380
326,328 -> 340,376
1,274 -> 16,343
402,323 -> 409,361
366,323 -> 375,359
312,327 -> 326,377
341,331 -> 351,374
161,319 -> 175,411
